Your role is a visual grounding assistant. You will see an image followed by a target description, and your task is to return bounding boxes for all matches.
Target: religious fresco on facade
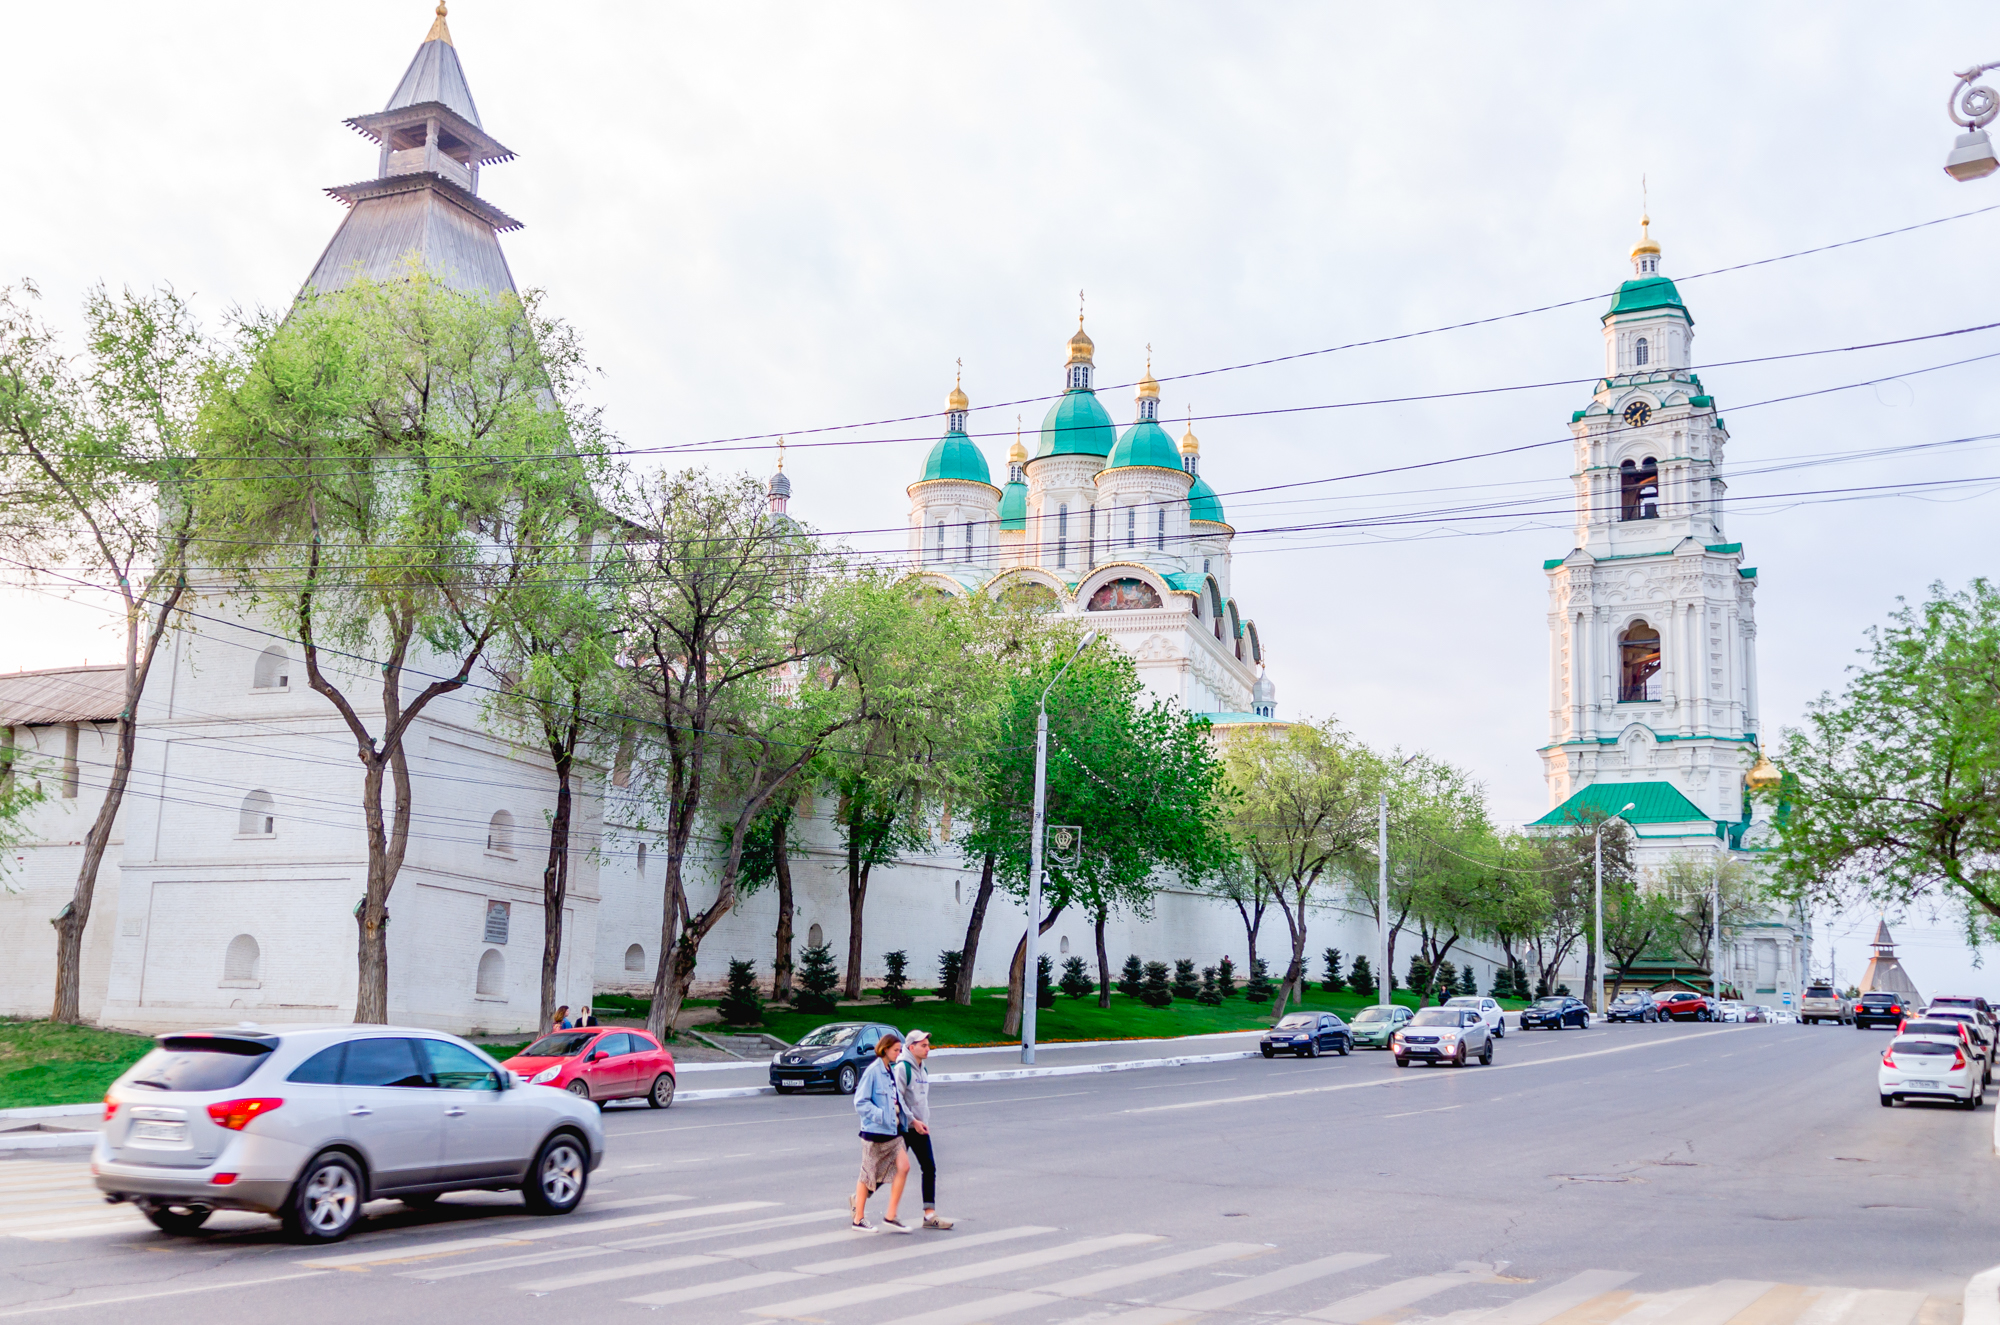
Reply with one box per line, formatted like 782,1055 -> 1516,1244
1085,578 -> 1162,611
997,581 -> 1060,613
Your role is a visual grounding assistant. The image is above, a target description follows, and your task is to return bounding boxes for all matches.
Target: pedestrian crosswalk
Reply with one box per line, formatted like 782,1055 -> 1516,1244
0,1158 -> 1952,1322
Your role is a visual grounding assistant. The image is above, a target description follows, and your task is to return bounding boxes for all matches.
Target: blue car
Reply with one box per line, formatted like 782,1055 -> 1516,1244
1261,1012 -> 1351,1058
770,1020 -> 901,1095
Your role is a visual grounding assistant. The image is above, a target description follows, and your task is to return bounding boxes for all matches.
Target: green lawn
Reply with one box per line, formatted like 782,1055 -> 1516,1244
0,1019 -> 156,1110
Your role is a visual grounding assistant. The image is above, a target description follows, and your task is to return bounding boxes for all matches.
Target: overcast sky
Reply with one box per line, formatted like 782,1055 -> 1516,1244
5,2 -> 1997,992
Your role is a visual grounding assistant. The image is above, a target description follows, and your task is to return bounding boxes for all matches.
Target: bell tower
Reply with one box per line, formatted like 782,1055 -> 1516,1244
1539,218 -> 1764,837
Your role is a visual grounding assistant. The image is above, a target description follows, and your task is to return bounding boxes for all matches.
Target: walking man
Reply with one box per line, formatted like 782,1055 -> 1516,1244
895,1030 -> 953,1229
851,1033 -> 913,1232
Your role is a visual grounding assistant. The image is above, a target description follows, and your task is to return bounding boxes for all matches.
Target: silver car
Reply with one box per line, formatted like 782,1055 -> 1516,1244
1392,1006 -> 1495,1067
1445,995 -> 1506,1038
93,1025 -> 605,1243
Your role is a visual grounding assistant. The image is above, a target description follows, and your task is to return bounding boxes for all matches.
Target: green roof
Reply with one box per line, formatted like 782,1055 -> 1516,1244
1188,474 -> 1226,524
998,480 -> 1027,531
1543,558 -> 1567,570
1163,572 -> 1204,592
1603,275 -> 1691,324
918,430 -> 992,485
1531,780 -> 1712,828
1689,395 -> 1714,408
1037,390 -> 1116,458
1106,419 -> 1183,471
1705,542 -> 1741,554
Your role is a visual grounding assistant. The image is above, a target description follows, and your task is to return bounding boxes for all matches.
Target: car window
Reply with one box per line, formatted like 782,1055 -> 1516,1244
1534,997 -> 1567,1008
796,1024 -> 861,1049
1276,1014 -> 1317,1028
288,1043 -> 345,1084
1445,997 -> 1478,1008
628,1032 -> 660,1053
1462,1012 -> 1483,1026
426,1040 -> 502,1091
1890,1038 -> 1959,1056
522,1031 -> 597,1058
1353,1008 -> 1393,1023
1408,1009 -> 1460,1027
125,1039 -> 273,1093
341,1037 -> 434,1088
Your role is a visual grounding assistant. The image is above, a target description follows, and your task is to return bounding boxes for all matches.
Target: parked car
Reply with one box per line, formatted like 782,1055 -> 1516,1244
1879,1034 -> 1982,1109
1652,990 -> 1713,1022
1392,1006 -> 1494,1067
93,1026 -> 604,1243
501,1029 -> 676,1108
1900,1016 -> 1981,1073
1917,1008 -> 1994,1084
769,1021 -> 902,1094
1347,1005 -> 1414,1049
1519,995 -> 1590,1030
1852,992 -> 1918,1030
1444,996 -> 1507,1038
1607,991 -> 1660,1023
1753,1005 -> 1778,1023
1799,983 -> 1851,1025
1740,1004 -> 1770,1024
1261,1012 -> 1351,1058
1925,995 -> 1995,1031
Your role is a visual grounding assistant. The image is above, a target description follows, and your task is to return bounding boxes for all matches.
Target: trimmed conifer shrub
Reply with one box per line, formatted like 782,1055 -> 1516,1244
1059,956 -> 1094,998
1118,954 -> 1144,997
1460,965 -> 1480,997
1511,961 -> 1530,1001
1140,960 -> 1174,1008
1320,947 -> 1344,993
1407,957 -> 1432,1003
1216,954 -> 1239,997
1036,953 -> 1055,1009
1172,959 -> 1200,999
719,958 -> 764,1026
938,949 -> 964,999
794,942 -> 840,1014
1196,966 -> 1223,1006
1490,964 -> 1514,1000
881,950 -> 913,1009
1348,954 -> 1374,998
1244,957 -> 1274,1004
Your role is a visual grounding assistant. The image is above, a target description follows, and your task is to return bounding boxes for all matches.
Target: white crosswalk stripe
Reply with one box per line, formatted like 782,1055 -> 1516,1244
1618,1279 -> 1777,1323
1291,1262 -> 1502,1323
867,1242 -> 1267,1325
1434,1269 -> 1639,1323
294,1199 -> 779,1268
1080,1251 -> 1390,1325
735,1232 -> 1164,1317
0,1159 -> 148,1240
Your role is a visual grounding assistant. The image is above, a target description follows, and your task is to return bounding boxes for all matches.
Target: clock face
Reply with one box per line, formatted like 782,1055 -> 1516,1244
1623,400 -> 1653,428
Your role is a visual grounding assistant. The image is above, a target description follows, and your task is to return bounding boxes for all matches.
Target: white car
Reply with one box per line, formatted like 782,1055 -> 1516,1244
94,1025 -> 605,1243
1879,1033 -> 1983,1109
1444,995 -> 1506,1038
1917,1008 -> 1995,1084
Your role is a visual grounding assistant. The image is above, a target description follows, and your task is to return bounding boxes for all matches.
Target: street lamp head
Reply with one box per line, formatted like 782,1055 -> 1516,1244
1078,630 -> 1099,652
1946,128 -> 2000,181
1619,801 -> 1636,817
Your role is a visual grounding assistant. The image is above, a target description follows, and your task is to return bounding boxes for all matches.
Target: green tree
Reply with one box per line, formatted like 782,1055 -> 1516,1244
196,272 -> 609,1023
1118,954 -> 1144,997
880,950 -> 913,1008
1058,955 -> 1093,998
794,941 -> 839,1014
1172,959 -> 1200,999
1764,580 -> 2000,930
1346,953 -> 1373,1000
1139,960 -> 1174,1008
1528,811 -> 1632,1006
1196,966 -> 1222,1006
937,949 -> 963,1000
1217,954 -> 1239,996
1320,947 -> 1343,994
1244,957 -> 1274,1004
719,958 -> 764,1026
734,797 -> 804,1002
1656,853 -> 1765,976
0,283 -> 209,1023
1600,872 -> 1680,998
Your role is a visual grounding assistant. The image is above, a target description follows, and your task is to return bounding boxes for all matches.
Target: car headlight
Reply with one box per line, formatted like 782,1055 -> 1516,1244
530,1065 -> 561,1085
1438,1031 -> 1457,1041
811,1050 -> 843,1066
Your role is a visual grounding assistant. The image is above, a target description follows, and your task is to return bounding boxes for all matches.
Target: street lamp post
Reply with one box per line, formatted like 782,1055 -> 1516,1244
1377,790 -> 1389,1012
1021,630 -> 1097,1066
1945,63 -> 2000,180
1594,802 -> 1635,1016
1712,854 -> 1724,1012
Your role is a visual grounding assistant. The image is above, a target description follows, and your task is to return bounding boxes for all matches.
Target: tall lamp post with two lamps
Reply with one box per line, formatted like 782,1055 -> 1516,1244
1944,64 -> 2000,180
1594,802 -> 1636,1016
1020,630 -> 1098,1066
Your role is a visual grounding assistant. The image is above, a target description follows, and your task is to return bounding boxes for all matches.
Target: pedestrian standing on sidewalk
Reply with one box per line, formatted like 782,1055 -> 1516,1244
851,1033 -> 913,1233
895,1030 -> 953,1230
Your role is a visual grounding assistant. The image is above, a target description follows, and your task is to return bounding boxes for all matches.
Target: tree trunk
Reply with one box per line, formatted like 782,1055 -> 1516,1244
355,754 -> 392,1024
538,729 -> 576,1034
1000,904 -> 1064,1038
647,836 -> 691,1042
1582,943 -> 1597,1012
771,814 -> 795,1002
1234,897 -> 1265,973
953,851 -> 995,1005
846,851 -> 878,1001
1094,907 -> 1111,1009
1271,897 -> 1308,1020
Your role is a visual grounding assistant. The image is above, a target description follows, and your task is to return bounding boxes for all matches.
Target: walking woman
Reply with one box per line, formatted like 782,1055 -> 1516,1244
851,1032 -> 913,1232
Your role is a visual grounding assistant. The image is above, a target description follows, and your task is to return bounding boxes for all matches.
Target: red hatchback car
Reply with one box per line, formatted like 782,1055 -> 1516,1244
502,1028 -> 676,1109
1652,990 -> 1714,1022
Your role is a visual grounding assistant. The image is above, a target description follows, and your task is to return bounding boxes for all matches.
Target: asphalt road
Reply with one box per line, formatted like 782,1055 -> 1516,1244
0,1019 -> 1988,1322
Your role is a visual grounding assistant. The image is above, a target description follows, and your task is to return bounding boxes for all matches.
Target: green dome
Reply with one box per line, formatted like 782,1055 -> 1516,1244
918,431 -> 992,485
1603,275 -> 1690,324
1105,420 -> 1183,471
999,480 -> 1028,530
1188,474 -> 1226,525
1036,390 -> 1116,458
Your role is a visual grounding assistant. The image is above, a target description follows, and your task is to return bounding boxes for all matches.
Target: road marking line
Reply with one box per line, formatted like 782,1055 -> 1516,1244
0,1270 -> 331,1319
15,1219 -> 151,1241
517,1227 -> 892,1292
1294,1264 -> 1499,1322
1384,1105 -> 1464,1119
625,1269 -> 808,1306
1820,1288 -> 1929,1324
746,1233 -> 1164,1318
869,1242 -> 1267,1325
1616,1280 -> 1774,1323
604,1209 -> 853,1251
1039,1250 -> 1384,1325
1126,1029 -> 1740,1113
791,1225 -> 1053,1273
402,1245 -> 619,1282
294,1199 -> 779,1267
1444,1269 -> 1636,1323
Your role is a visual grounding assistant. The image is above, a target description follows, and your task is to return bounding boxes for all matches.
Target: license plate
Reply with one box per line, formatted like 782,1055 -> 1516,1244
132,1121 -> 186,1143
781,1079 -> 804,1088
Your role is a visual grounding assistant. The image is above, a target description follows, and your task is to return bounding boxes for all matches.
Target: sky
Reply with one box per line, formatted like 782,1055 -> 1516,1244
3,2 -> 1996,993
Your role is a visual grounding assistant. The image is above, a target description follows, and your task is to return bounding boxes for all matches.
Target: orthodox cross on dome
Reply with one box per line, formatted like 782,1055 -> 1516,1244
767,437 -> 791,516
1135,343 -> 1161,421
946,363 -> 969,433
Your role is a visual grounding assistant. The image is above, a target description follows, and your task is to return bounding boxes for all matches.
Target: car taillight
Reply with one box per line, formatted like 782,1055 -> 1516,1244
210,1173 -> 238,1186
1954,1049 -> 1968,1071
103,1098 -> 117,1122
206,1098 -> 284,1131
1882,1050 -> 1896,1067
1889,1005 -> 1901,1014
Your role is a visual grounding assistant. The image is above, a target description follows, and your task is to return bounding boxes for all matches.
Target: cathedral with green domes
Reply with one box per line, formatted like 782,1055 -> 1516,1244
896,319 -> 1275,721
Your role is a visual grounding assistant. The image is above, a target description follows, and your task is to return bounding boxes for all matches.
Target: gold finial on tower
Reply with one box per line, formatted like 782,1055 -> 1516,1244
1745,752 -> 1781,791
947,358 -> 969,414
1067,291 -> 1094,365
1137,342 -> 1160,400
1179,404 -> 1199,455
776,435 -> 786,471
1008,415 -> 1027,464
1630,176 -> 1660,260
426,1 -> 453,45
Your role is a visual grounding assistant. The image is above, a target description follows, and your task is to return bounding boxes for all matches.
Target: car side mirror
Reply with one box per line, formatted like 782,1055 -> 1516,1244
590,1051 -> 607,1062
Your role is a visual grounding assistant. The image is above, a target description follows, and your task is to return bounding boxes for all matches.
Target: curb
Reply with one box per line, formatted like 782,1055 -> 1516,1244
676,1048 -> 1264,1103
0,1104 -> 101,1122
0,1131 -> 97,1152
1967,1264 -> 2000,1325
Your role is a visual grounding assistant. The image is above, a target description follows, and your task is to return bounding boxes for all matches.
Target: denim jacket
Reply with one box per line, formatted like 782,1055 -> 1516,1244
853,1057 -> 903,1138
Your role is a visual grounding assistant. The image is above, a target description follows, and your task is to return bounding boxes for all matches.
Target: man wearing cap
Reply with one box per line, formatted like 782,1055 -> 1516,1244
894,1030 -> 953,1230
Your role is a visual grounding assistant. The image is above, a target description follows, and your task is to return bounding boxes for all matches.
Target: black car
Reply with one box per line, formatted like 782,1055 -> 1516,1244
1519,995 -> 1590,1030
1607,992 -> 1660,1023
770,1021 -> 900,1095
1853,992 -> 1917,1030
1261,1012 -> 1351,1059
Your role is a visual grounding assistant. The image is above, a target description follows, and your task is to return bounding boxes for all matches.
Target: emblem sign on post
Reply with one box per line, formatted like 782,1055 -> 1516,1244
1047,825 -> 1082,867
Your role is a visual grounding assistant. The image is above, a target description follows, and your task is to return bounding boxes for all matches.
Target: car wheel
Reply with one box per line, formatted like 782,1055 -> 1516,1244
1394,1056 -> 1409,1068
282,1151 -> 363,1244
1880,1094 -> 1895,1107
648,1073 -> 676,1109
1963,1094 -> 1981,1111
523,1131 -> 589,1216
837,1064 -> 860,1095
1338,1039 -> 1350,1057
1453,1043 -> 1467,1068
566,1078 -> 592,1101
1480,1042 -> 1493,1066
138,1200 -> 211,1236
1306,1040 -> 1321,1059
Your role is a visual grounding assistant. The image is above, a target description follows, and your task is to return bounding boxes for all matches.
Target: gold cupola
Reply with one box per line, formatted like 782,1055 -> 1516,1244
1630,213 -> 1661,259
1067,319 -> 1095,366
947,369 -> 969,414
1745,752 -> 1782,792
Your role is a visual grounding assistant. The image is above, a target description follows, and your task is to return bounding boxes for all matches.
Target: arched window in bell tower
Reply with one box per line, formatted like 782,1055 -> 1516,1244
1619,621 -> 1662,702
1620,457 -> 1660,521
1634,337 -> 1649,367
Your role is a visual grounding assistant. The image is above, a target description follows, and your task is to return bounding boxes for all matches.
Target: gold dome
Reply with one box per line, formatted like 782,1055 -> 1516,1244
1179,424 -> 1200,455
1007,435 -> 1028,464
947,380 -> 969,413
1067,321 -> 1094,365
1630,213 -> 1661,259
1744,752 -> 1782,791
1137,368 -> 1160,400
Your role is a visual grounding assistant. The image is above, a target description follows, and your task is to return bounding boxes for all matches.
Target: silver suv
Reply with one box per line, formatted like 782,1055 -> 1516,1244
1392,1006 -> 1495,1067
93,1026 -> 605,1243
